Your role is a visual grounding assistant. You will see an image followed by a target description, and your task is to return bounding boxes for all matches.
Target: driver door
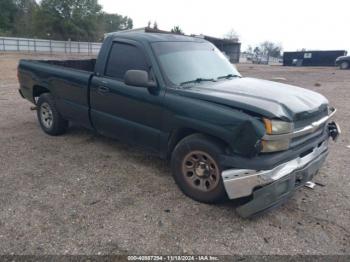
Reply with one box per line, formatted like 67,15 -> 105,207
90,41 -> 163,151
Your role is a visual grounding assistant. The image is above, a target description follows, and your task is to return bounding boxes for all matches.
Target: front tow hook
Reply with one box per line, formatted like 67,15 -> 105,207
328,121 -> 341,141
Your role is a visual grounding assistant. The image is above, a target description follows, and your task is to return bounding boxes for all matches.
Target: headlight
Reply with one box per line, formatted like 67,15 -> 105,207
263,118 -> 293,135
261,118 -> 293,152
261,139 -> 290,152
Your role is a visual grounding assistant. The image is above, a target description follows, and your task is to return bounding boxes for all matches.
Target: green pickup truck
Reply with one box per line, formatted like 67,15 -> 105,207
18,32 -> 340,217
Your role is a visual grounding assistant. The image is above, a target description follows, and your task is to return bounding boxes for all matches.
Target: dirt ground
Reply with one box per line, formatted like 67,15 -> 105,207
0,53 -> 349,255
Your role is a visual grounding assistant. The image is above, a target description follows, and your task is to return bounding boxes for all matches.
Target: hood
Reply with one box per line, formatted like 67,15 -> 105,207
174,77 -> 328,121
336,55 -> 349,61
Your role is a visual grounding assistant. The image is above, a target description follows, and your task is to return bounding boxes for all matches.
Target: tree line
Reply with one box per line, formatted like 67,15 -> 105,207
0,0 -> 133,42
246,41 -> 283,58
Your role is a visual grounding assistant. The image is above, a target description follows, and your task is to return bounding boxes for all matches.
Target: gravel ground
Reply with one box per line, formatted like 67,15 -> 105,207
0,53 -> 349,255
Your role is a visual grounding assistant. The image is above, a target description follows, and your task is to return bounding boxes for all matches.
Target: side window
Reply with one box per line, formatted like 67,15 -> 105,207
105,43 -> 148,80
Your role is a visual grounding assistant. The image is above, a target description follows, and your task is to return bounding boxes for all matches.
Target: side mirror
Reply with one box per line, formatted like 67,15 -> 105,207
124,70 -> 157,88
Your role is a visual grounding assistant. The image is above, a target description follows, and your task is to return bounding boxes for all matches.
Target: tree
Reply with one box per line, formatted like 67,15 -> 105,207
0,0 -> 18,35
245,45 -> 253,54
153,21 -> 158,30
259,41 -> 282,58
0,0 -> 134,41
224,28 -> 239,41
100,13 -> 133,34
13,0 -> 38,37
171,25 -> 184,35
34,0 -> 103,41
253,47 -> 260,56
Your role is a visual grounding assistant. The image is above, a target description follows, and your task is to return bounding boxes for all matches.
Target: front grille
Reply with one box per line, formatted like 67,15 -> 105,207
290,106 -> 329,149
290,123 -> 327,148
294,107 -> 328,129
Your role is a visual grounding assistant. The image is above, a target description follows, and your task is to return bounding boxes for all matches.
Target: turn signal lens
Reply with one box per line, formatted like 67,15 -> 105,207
263,118 -> 273,134
263,118 -> 293,135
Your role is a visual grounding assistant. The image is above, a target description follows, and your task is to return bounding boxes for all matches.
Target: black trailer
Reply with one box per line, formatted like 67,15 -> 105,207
283,50 -> 347,66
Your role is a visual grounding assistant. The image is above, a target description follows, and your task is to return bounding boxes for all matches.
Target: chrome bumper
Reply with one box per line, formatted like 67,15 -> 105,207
222,140 -> 328,199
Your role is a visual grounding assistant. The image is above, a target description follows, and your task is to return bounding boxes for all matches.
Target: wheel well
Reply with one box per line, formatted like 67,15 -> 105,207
167,128 -> 230,158
33,85 -> 50,103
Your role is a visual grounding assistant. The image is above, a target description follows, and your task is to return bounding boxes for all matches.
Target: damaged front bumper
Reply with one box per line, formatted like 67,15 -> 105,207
222,121 -> 340,218
236,149 -> 327,218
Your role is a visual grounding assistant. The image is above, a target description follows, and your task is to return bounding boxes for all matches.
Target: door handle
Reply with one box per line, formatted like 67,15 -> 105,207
97,86 -> 110,94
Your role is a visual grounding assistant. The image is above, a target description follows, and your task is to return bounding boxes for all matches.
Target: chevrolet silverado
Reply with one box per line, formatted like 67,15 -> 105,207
18,32 -> 340,217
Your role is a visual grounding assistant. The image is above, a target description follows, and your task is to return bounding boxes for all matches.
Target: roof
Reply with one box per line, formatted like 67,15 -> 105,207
105,27 -> 241,45
106,31 -> 206,43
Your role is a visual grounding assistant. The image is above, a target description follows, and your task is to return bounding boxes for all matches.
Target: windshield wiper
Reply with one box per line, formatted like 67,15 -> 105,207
180,78 -> 216,86
217,74 -> 239,80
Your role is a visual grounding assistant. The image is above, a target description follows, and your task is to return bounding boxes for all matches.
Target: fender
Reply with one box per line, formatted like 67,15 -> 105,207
161,90 -> 266,157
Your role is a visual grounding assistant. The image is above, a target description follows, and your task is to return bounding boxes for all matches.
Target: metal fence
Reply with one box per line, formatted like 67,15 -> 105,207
0,36 -> 102,55
0,36 -> 283,64
240,53 -> 282,64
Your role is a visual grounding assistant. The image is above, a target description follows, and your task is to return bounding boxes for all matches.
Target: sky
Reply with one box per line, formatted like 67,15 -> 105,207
99,0 -> 350,52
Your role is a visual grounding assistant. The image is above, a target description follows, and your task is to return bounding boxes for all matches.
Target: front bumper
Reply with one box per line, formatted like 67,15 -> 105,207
221,121 -> 340,218
222,140 -> 328,200
236,149 -> 327,218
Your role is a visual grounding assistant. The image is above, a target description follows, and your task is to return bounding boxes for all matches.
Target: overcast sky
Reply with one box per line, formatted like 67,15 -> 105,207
99,0 -> 349,52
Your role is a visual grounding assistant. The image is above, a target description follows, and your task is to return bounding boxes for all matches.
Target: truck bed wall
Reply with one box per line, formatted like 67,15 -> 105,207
37,59 -> 96,72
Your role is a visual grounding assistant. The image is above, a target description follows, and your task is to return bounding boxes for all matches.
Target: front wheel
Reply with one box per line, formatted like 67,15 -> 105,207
340,61 -> 349,70
171,134 -> 228,203
37,93 -> 68,135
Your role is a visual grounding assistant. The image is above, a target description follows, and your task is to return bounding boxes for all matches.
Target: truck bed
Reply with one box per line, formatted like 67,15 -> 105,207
18,58 -> 96,129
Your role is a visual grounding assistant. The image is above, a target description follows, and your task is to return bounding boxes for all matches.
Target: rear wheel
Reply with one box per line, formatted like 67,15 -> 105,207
171,134 -> 227,203
340,61 -> 349,70
37,93 -> 68,135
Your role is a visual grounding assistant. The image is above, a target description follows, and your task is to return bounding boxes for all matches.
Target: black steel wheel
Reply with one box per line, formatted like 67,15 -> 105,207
181,150 -> 220,192
171,134 -> 227,203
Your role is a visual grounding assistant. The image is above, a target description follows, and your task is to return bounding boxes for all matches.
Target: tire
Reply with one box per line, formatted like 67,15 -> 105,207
171,134 -> 228,203
36,93 -> 68,135
340,61 -> 349,70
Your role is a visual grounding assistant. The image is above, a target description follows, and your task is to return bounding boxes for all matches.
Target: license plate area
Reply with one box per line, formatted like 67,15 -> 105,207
294,153 -> 326,188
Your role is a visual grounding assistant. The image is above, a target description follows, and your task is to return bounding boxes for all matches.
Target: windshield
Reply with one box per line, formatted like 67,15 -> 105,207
151,41 -> 241,86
